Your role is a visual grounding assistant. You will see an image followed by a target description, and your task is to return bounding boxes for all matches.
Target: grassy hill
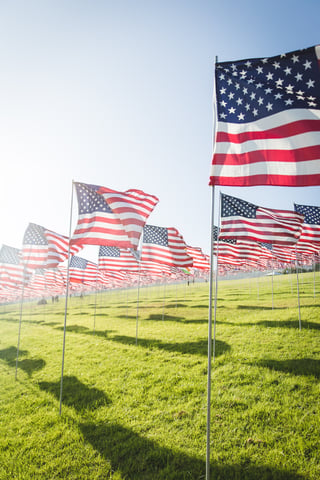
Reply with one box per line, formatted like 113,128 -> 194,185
0,273 -> 319,479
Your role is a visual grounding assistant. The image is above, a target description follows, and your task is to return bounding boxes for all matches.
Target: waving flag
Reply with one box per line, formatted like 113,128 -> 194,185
71,182 -> 159,250
220,194 -> 304,244
186,246 -> 210,270
69,256 -> 101,285
0,245 -> 30,288
141,225 -> 193,267
294,203 -> 320,243
210,45 -> 320,186
98,246 -> 140,271
22,223 -> 82,269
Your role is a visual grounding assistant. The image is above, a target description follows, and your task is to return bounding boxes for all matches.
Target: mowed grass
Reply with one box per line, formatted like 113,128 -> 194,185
0,273 -> 320,479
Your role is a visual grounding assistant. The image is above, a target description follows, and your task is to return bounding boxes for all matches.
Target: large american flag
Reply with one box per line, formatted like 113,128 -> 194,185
186,246 -> 210,270
71,182 -> 159,250
294,203 -> 320,243
22,223 -> 82,269
141,225 -> 193,267
98,246 -> 140,271
210,45 -> 320,186
220,194 -> 304,244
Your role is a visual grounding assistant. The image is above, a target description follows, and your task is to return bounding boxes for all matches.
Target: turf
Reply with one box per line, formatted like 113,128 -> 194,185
0,272 -> 319,479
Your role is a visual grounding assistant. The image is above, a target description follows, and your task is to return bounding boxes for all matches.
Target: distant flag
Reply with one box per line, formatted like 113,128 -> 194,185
98,246 -> 140,272
294,203 -> 320,243
0,245 -> 30,288
186,246 -> 210,270
71,182 -> 159,250
210,45 -> 320,187
22,223 -> 82,269
141,225 -> 193,267
69,256 -> 101,285
220,194 -> 304,245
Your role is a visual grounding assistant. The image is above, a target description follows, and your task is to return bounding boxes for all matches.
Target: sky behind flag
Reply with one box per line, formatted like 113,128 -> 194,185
0,1 -> 320,261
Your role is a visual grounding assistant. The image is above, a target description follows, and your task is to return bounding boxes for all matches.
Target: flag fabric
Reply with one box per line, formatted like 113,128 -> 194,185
0,245 -> 30,288
22,223 -> 82,269
98,246 -> 140,271
210,45 -> 320,187
186,246 -> 210,270
69,256 -> 101,284
71,182 -> 159,250
220,194 -> 304,244
141,225 -> 193,267
294,203 -> 320,243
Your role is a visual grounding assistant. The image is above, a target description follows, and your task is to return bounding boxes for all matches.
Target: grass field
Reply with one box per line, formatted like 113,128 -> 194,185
0,272 -> 319,479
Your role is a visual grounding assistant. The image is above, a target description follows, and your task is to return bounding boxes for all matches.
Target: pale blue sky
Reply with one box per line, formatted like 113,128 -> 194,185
1,1 -> 319,260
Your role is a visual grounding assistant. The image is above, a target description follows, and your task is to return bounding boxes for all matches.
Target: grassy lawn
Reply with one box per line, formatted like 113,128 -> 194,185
0,272 -> 319,479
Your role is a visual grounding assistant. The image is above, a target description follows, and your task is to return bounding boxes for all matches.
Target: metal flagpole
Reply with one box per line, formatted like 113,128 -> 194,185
162,279 -> 166,321
15,276 -> 26,380
135,261 -> 142,346
213,191 -> 221,361
206,53 -> 218,480
313,254 -> 316,300
59,180 -> 74,415
93,280 -> 98,335
295,248 -> 302,330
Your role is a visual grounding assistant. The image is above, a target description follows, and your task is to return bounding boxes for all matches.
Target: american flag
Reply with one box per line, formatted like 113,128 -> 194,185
0,245 -> 31,288
210,45 -> 320,187
294,203 -> 320,243
71,182 -> 159,250
220,194 -> 304,245
141,225 -> 193,267
186,246 -> 210,270
22,223 -> 82,269
69,256 -> 101,285
98,246 -> 140,271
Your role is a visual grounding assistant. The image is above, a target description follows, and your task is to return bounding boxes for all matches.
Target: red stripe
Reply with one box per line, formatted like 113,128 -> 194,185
216,119 -> 320,143
210,173 -> 320,187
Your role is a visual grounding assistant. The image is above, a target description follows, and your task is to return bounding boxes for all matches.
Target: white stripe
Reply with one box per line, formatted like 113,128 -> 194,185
212,159 -> 320,177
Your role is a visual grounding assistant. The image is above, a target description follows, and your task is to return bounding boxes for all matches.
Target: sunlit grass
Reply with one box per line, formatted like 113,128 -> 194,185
0,272 -> 319,479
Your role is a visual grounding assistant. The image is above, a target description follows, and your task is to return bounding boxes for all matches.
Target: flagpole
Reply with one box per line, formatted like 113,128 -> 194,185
59,180 -> 74,415
206,185 -> 215,480
135,261 -> 142,346
213,191 -> 221,361
206,53 -> 219,480
295,248 -> 302,330
15,275 -> 26,380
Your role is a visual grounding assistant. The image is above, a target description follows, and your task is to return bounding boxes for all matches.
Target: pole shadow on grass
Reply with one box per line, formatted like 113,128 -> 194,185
0,346 -> 46,376
254,358 -> 320,378
146,313 -> 208,324
38,375 -> 111,411
108,335 -> 230,357
79,421 -> 304,480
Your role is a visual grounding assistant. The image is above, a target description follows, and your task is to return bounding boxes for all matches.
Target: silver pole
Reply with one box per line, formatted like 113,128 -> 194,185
213,191 -> 221,361
135,262 -> 142,346
295,249 -> 302,330
59,180 -> 74,415
206,185 -> 215,480
15,279 -> 26,380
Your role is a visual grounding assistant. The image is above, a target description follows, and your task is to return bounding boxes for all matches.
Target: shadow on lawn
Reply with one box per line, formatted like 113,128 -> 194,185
146,313 -> 208,324
80,421 -> 304,480
0,345 -> 45,376
38,375 -> 111,411
255,358 -> 320,378
109,335 -> 230,357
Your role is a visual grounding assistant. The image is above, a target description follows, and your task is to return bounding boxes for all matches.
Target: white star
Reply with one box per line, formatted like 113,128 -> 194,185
220,100 -> 227,107
306,79 -> 315,88
228,107 -> 236,114
284,67 -> 292,75
273,61 -> 280,69
227,78 -> 233,85
228,92 -> 235,99
250,92 -> 256,100
237,112 -> 245,120
236,98 -> 243,105
253,108 -> 259,116
292,54 -> 299,63
303,60 -> 312,70
219,73 -> 225,80
245,61 -> 252,68
265,87 -> 272,94
286,84 -> 294,93
235,82 -> 240,90
274,92 -> 282,99
262,58 -> 268,64
231,64 -> 237,70
220,87 -> 226,94
255,82 -> 263,88
245,103 -> 250,111
276,78 -> 284,87
266,72 -> 274,81
285,98 -> 294,105
257,97 -> 264,105
295,72 -> 303,81
256,66 -> 263,74
243,87 -> 248,94
220,112 -> 227,119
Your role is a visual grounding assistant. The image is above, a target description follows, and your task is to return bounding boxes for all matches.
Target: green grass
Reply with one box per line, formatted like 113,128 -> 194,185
0,273 -> 320,479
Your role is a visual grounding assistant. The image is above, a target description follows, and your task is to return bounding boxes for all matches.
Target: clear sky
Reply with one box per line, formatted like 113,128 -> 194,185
1,0 -> 319,261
